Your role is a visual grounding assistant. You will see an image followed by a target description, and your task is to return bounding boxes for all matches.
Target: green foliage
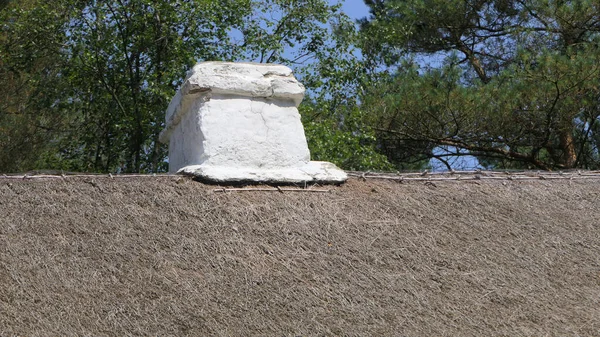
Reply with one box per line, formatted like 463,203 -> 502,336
11,0 -> 600,173
0,0 -> 347,173
0,0 -> 73,172
301,100 -> 393,171
360,0 -> 600,170
295,12 -> 400,172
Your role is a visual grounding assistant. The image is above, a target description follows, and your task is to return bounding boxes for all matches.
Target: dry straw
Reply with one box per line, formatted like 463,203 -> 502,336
1,175 -> 599,335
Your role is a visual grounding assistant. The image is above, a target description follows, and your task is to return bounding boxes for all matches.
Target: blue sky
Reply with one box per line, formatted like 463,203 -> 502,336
337,0 -> 371,20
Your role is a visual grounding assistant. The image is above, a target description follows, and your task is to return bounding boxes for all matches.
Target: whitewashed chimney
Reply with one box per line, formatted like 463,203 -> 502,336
159,61 -> 347,184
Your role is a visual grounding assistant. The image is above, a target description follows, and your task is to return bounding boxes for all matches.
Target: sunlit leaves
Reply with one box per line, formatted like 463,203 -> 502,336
0,0 -> 346,173
360,0 -> 600,169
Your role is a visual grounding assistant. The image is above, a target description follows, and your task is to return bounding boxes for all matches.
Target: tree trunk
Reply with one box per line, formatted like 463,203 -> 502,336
558,129 -> 577,168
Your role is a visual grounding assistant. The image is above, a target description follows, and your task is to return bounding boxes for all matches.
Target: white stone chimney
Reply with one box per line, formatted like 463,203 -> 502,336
159,61 -> 347,184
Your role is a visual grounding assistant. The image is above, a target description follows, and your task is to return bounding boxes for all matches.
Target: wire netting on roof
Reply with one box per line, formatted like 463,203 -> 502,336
1,176 -> 599,335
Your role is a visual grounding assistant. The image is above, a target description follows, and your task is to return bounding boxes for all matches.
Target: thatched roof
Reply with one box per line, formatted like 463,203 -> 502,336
1,173 -> 599,335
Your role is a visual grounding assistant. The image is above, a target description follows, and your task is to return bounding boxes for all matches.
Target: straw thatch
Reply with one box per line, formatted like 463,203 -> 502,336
1,174 -> 599,336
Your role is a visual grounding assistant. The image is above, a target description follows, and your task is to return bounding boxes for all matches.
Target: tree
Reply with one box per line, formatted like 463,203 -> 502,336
0,0 -> 348,173
360,0 -> 600,170
0,0 -> 10,11
294,11 -> 399,172
0,0 -> 75,172
300,99 -> 394,171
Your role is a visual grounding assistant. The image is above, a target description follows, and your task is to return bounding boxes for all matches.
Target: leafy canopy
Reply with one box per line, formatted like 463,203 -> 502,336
360,0 -> 600,170
0,0 -> 361,173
